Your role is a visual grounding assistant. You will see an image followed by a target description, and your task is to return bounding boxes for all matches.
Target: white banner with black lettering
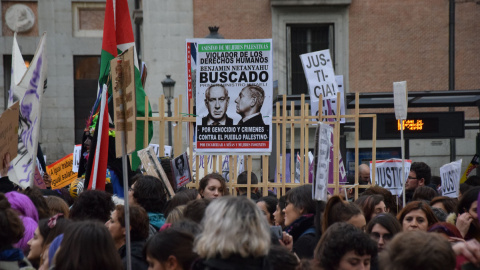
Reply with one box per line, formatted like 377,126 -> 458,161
300,49 -> 338,102
371,159 -> 411,196
440,159 -> 462,198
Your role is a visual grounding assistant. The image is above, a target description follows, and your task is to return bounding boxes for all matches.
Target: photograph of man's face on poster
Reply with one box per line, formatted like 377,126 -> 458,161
172,153 -> 191,188
202,85 -> 233,126
194,39 -> 273,153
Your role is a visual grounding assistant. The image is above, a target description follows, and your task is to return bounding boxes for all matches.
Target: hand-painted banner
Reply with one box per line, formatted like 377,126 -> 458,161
194,39 -> 273,153
8,32 -> 47,188
371,159 -> 411,196
440,159 -> 462,198
47,153 -> 77,189
300,49 -> 338,102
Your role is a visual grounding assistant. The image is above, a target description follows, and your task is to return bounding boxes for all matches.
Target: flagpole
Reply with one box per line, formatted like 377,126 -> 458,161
121,132 -> 132,270
115,58 -> 132,270
91,86 -> 108,190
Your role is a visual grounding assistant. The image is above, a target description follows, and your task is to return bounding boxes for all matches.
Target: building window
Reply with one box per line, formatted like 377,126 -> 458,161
72,2 -> 105,37
287,24 -> 334,95
74,56 -> 100,144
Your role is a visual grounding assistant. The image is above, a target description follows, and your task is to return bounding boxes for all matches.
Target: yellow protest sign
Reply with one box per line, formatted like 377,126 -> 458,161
47,153 -> 76,189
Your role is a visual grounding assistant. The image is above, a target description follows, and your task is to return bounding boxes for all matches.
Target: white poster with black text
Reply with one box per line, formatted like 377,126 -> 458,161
440,159 -> 462,198
371,159 -> 411,196
195,39 -> 273,154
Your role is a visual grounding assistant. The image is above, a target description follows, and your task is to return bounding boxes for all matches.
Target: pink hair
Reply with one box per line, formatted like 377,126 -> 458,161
14,215 -> 38,253
6,191 -> 39,222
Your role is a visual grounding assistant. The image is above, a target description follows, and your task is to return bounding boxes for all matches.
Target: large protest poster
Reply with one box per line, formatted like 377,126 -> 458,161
371,159 -> 411,196
195,39 -> 273,154
300,49 -> 338,102
440,160 -> 462,198
47,153 -> 77,189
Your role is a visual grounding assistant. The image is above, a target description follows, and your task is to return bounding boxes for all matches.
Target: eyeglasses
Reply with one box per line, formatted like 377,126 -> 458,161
407,176 -> 418,180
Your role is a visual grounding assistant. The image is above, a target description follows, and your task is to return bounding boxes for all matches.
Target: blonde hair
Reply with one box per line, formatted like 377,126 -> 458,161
194,196 -> 270,259
166,205 -> 186,224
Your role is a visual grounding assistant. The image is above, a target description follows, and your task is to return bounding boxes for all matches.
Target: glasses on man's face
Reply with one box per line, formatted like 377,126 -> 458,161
407,176 -> 418,180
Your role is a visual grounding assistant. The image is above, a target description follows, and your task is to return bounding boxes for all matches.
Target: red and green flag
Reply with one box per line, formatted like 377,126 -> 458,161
99,0 -> 153,170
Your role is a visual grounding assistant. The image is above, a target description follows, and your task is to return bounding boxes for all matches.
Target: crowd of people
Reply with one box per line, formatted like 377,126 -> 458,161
1,157 -> 480,270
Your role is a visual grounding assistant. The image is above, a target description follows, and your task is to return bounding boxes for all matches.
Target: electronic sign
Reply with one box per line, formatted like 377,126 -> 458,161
360,112 -> 464,140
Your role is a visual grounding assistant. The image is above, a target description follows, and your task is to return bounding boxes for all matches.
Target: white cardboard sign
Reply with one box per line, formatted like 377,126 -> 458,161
440,159 -> 462,198
310,75 -> 345,123
371,159 -> 411,196
300,49 -> 338,102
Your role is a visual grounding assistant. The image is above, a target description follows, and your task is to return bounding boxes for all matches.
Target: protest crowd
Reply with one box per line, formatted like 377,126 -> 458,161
2,0 -> 479,269
1,153 -> 480,270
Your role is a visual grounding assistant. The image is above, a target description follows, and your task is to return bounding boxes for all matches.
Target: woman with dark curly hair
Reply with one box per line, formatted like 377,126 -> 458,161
69,190 -> 114,223
397,201 -> 438,231
128,175 -> 168,234
314,222 -> 377,270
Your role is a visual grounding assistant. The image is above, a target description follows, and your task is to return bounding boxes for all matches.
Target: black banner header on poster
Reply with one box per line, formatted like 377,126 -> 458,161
360,112 -> 465,140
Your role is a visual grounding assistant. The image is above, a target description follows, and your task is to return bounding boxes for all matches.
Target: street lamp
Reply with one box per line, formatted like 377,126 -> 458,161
161,75 -> 176,147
